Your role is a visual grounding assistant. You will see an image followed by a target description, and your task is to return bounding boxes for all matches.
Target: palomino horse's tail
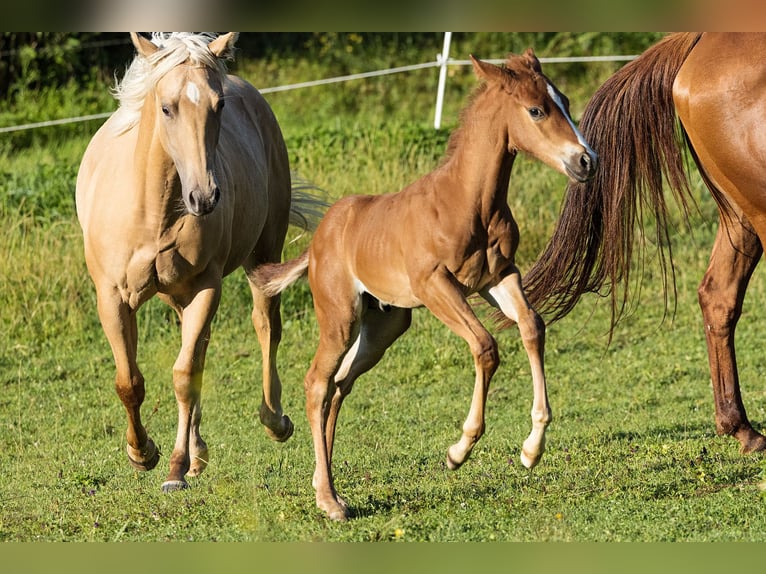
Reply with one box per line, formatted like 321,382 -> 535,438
522,32 -> 704,333
289,174 -> 329,232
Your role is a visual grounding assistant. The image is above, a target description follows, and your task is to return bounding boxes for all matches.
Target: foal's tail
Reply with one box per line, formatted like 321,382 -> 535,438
253,250 -> 309,297
522,32 -> 704,334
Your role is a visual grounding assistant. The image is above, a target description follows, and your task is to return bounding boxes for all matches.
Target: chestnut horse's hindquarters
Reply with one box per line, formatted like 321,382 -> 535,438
524,32 -> 766,454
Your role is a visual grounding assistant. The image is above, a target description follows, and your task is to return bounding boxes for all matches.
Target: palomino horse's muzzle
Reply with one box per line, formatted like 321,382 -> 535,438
187,185 -> 221,216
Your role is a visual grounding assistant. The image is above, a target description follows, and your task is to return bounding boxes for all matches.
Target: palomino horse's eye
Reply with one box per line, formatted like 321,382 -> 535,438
528,107 -> 545,120
161,105 -> 172,117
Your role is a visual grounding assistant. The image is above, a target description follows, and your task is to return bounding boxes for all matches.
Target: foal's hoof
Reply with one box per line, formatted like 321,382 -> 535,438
264,415 -> 294,443
161,479 -> 189,493
127,439 -> 160,471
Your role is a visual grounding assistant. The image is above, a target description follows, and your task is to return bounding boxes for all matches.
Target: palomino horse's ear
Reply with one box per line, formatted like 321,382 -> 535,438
130,32 -> 158,58
208,32 -> 239,60
470,54 -> 509,84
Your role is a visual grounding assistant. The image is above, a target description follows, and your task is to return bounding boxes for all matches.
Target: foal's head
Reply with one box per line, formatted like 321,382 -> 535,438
128,32 -> 238,216
471,49 -> 597,182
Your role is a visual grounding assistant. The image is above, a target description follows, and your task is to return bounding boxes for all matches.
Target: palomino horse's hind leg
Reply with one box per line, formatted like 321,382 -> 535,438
95,289 -> 159,472
247,279 -> 293,442
161,287 -> 220,491
483,265 -> 551,469
414,268 -> 499,470
698,214 -> 766,453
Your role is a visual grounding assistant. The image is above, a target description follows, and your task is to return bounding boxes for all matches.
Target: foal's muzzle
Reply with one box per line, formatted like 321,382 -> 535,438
566,150 -> 598,183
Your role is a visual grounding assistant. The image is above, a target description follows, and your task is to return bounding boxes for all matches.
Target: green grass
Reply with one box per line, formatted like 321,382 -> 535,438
2,33 -> 766,542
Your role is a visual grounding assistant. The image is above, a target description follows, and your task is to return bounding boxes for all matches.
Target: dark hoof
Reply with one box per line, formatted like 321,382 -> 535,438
737,428 -> 766,454
127,439 -> 160,471
265,415 -> 294,443
161,479 -> 189,493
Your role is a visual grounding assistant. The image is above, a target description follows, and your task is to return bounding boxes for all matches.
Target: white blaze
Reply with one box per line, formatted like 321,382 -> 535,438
546,83 -> 596,157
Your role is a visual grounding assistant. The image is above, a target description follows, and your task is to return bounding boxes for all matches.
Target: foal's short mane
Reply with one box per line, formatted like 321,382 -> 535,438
443,54 -> 542,162
110,33 -> 231,135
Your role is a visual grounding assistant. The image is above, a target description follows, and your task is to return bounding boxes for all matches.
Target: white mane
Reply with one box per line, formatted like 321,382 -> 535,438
110,33 -> 231,135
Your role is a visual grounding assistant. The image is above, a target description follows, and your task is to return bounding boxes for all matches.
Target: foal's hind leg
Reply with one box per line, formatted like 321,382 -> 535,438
698,214 -> 766,453
483,265 -> 551,469
319,304 -> 412,487
96,287 -> 159,472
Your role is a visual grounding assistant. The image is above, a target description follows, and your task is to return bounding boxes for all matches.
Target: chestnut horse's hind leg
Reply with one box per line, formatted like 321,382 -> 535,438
698,213 -> 766,453
95,288 -> 159,472
483,266 -> 550,468
248,279 -> 294,442
161,285 -> 220,491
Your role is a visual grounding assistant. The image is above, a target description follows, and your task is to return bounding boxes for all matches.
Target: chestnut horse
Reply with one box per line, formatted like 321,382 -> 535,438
256,50 -> 597,520
76,33 -> 322,492
524,33 -> 766,454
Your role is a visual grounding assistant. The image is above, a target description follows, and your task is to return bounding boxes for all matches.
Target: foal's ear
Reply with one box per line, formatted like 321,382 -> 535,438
208,32 -> 239,60
130,32 -> 158,58
470,54 -> 508,85
522,47 -> 543,73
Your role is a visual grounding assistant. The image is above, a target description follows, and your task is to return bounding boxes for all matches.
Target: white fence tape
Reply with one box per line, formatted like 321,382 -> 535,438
0,34 -> 637,135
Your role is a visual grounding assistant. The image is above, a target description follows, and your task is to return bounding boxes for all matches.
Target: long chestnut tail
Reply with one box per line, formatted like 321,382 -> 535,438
522,33 -> 705,333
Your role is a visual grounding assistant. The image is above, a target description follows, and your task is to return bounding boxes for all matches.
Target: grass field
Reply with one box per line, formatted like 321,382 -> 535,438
2,33 -> 766,543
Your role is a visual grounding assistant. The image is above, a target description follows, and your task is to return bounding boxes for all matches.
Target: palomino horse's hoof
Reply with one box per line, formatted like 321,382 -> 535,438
520,449 -> 542,469
446,444 -> 469,471
127,439 -> 160,471
161,479 -> 189,493
187,448 -> 209,477
264,415 -> 294,443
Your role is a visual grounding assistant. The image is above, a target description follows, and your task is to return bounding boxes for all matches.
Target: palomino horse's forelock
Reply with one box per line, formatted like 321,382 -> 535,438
110,33 -> 230,136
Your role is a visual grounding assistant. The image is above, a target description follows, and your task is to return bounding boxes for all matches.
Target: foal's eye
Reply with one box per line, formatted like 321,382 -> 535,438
528,107 -> 545,120
161,105 -> 172,117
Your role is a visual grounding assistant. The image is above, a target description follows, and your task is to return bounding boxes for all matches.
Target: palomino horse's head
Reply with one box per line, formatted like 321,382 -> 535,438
130,32 -> 238,216
471,49 -> 597,183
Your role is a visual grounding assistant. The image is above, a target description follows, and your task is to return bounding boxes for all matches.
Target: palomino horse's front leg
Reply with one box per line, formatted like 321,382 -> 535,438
416,269 -> 499,470
248,281 -> 293,442
96,287 -> 159,472
161,285 -> 220,491
483,266 -> 551,468
698,215 -> 766,453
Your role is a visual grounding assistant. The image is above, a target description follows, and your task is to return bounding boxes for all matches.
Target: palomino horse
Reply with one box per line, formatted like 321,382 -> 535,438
256,50 -> 597,520
524,33 -> 766,454
76,33 -> 320,491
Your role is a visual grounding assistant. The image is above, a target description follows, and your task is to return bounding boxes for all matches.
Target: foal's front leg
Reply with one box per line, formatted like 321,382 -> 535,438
415,269 -> 499,470
161,285 -> 220,491
483,266 -> 551,468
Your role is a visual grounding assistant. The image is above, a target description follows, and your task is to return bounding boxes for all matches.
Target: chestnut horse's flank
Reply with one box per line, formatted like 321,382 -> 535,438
76,33 -> 323,492
524,33 -> 766,454
256,50 -> 597,520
